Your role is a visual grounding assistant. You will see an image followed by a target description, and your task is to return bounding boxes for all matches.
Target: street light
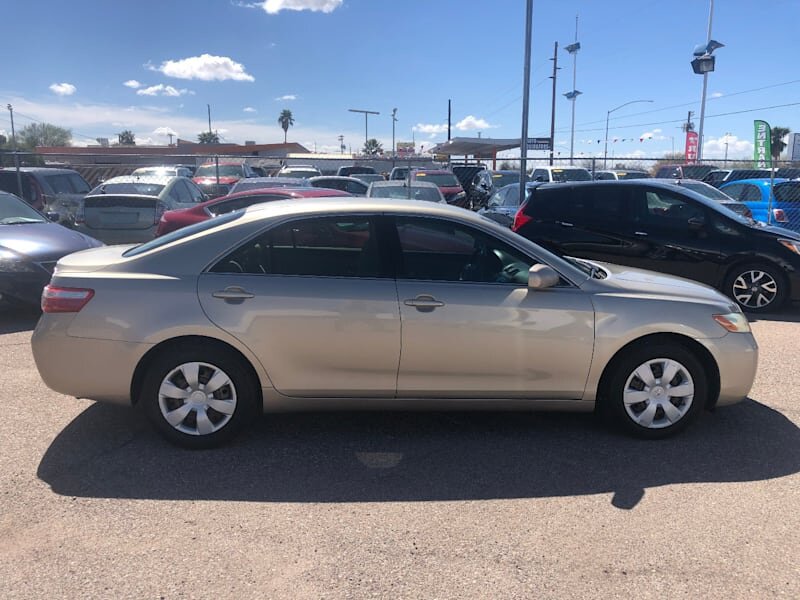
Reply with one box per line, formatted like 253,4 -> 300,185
692,0 -> 723,162
348,108 -> 380,148
391,108 -> 398,166
603,99 -> 653,168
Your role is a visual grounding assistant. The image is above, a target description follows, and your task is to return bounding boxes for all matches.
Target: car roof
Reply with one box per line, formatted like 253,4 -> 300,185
0,167 -> 83,175
412,169 -> 454,175
238,176 -> 308,184
370,180 -> 439,188
96,175 -> 176,185
197,161 -> 245,167
720,178 -> 789,186
309,176 -> 366,183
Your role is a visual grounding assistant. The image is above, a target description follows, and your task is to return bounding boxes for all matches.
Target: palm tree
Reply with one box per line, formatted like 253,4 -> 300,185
117,130 -> 135,145
362,138 -> 383,156
278,109 -> 294,143
197,131 -> 220,144
770,126 -> 791,162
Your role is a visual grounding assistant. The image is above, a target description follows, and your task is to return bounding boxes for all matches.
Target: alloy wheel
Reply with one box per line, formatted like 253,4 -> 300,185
732,270 -> 778,309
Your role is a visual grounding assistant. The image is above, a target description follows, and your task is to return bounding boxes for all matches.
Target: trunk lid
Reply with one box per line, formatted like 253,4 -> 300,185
54,244 -> 135,274
82,195 -> 160,231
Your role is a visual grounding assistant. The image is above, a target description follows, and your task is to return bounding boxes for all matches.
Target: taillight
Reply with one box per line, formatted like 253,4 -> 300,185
41,285 -> 95,313
74,203 -> 85,225
154,201 -> 167,225
512,200 -> 533,231
773,208 -> 788,223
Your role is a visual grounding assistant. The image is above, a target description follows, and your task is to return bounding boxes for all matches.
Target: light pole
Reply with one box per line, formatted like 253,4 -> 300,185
723,132 -> 731,163
348,108 -> 380,149
691,0 -> 723,162
603,99 -> 653,168
563,14 -> 581,165
519,0 -> 534,207
391,108 -> 397,166
6,104 -> 22,199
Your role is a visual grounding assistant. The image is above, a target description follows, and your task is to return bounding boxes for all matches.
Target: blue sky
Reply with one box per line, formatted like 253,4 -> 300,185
2,0 -> 799,159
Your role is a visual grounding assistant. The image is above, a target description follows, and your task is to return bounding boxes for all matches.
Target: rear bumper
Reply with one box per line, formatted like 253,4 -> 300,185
698,332 -> 759,407
73,225 -> 156,245
32,315 -> 152,405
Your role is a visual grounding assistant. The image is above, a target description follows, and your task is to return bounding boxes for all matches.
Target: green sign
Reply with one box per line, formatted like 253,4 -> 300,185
754,120 -> 772,168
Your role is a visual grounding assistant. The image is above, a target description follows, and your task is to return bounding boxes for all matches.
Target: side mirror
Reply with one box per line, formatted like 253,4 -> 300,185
688,216 -> 706,230
45,211 -> 60,222
528,264 -> 560,289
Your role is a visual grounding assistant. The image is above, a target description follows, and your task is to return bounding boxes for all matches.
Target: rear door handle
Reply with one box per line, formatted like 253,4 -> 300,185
634,231 -> 649,237
558,221 -> 574,228
212,286 -> 255,300
404,295 -> 445,312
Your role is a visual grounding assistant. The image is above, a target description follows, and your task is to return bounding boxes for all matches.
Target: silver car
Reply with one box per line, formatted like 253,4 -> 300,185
367,180 -> 447,203
33,199 -> 758,448
73,175 -> 207,244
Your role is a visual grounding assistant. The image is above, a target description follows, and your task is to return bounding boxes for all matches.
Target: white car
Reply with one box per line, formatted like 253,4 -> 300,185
530,166 -> 592,183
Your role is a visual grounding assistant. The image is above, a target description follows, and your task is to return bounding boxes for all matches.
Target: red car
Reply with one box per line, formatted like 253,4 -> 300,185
410,169 -> 468,208
191,162 -> 257,199
155,187 -> 351,236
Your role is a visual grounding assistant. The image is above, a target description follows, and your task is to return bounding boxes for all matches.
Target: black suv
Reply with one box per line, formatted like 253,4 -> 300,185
511,180 -> 800,312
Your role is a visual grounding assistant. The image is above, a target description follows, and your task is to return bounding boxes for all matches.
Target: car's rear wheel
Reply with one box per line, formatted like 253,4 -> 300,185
724,263 -> 786,313
141,344 -> 258,449
606,343 -> 707,439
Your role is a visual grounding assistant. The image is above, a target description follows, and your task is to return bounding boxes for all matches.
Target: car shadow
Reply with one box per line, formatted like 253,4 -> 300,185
747,306 -> 800,323
0,304 -> 40,334
37,400 -> 800,510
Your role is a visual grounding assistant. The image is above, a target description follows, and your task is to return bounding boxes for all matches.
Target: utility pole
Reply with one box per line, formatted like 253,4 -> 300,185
519,0 -> 533,207
564,14 -> 581,165
696,0 -> 714,162
338,135 -> 345,154
6,104 -> 22,199
167,133 -> 174,146
447,99 -> 451,141
724,132 -> 731,162
391,108 -> 398,167
548,41 -> 559,166
207,104 -> 212,134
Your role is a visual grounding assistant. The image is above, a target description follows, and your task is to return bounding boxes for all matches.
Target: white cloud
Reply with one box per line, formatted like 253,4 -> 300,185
413,123 -> 448,134
275,94 -> 297,101
136,84 -> 191,97
711,92 -> 724,98
123,80 -> 142,89
639,128 -> 666,141
254,0 -> 343,14
49,82 -> 76,96
243,106 -> 257,113
703,135 -> 753,159
153,127 -> 178,137
455,115 -> 492,131
151,54 -> 255,82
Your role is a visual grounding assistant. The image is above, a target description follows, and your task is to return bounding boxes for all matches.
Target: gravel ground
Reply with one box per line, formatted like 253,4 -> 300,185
0,306 -> 798,599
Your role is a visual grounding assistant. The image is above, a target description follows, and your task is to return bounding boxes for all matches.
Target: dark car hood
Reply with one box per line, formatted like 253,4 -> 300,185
0,222 -> 101,261
753,223 -> 800,241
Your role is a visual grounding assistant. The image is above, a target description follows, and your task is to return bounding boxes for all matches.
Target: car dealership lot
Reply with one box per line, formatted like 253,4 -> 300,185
1,307 -> 798,598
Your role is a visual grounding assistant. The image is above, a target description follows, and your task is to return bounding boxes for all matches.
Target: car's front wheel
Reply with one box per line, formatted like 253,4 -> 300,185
140,344 -> 258,449
724,263 -> 786,313
606,343 -> 707,439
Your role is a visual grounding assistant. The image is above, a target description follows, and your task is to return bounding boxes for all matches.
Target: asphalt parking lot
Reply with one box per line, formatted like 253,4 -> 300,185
0,306 -> 798,599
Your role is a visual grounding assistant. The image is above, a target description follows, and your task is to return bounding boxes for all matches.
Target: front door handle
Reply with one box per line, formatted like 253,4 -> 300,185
404,295 -> 445,312
634,231 -> 649,237
558,221 -> 574,228
212,286 -> 255,300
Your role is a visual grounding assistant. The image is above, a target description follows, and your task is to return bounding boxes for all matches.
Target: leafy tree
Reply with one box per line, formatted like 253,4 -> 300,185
197,131 -> 221,144
19,123 -> 72,148
362,138 -> 383,156
649,152 -> 686,175
117,130 -> 136,145
770,126 -> 791,161
278,109 -> 294,144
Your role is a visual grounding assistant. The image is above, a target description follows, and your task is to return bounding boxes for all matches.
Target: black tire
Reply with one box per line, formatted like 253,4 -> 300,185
140,343 -> 259,449
724,262 -> 787,313
605,343 -> 708,439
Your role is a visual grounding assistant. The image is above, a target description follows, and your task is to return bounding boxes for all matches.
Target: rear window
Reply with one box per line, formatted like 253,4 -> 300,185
44,173 -> 90,194
774,183 -> 800,203
550,169 -> 592,182
91,182 -> 165,196
526,186 -> 626,220
414,173 -> 459,187
123,210 -> 244,257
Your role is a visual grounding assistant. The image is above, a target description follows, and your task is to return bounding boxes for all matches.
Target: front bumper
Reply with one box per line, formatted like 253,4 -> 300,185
698,332 -> 759,406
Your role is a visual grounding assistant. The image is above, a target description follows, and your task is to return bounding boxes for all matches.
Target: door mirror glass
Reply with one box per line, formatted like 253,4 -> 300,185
528,264 -> 560,289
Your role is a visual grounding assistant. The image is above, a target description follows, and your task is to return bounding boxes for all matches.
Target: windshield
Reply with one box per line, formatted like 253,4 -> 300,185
123,210 -> 244,257
133,167 -> 177,177
90,182 -> 165,196
551,169 -> 591,182
492,172 -> 522,188
44,173 -> 91,194
616,171 -> 649,180
678,181 -> 733,201
195,165 -> 244,178
280,169 -> 318,178
0,192 -> 47,224
369,185 -> 442,202
414,173 -> 459,187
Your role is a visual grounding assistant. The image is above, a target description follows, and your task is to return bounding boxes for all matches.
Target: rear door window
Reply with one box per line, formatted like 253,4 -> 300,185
774,183 -> 800,203
741,185 -> 763,202
721,183 -> 745,200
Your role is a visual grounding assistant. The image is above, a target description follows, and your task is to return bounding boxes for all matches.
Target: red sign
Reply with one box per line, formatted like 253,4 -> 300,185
685,131 -> 699,164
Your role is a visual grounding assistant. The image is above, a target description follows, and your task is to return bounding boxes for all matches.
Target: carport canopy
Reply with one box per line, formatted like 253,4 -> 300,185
427,137 -> 521,159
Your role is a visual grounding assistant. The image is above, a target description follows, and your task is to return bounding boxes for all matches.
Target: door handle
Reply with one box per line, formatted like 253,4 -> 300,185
634,231 -> 649,237
404,295 -> 445,312
212,287 -> 255,300
558,221 -> 574,228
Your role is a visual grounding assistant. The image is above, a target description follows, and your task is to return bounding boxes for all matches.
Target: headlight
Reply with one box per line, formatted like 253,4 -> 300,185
778,239 -> 800,255
0,249 -> 35,273
713,312 -> 751,333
